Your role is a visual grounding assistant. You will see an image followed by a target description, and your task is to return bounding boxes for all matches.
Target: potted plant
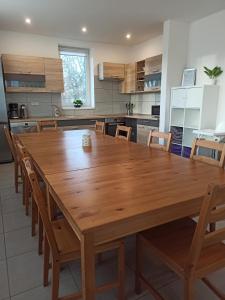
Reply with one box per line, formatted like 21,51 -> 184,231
204,66 -> 223,84
73,99 -> 83,108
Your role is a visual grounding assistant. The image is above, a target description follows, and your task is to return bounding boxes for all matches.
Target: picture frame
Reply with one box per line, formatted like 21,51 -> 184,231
182,68 -> 196,86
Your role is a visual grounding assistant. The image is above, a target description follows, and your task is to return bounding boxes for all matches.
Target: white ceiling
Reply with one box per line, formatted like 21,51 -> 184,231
0,0 -> 225,45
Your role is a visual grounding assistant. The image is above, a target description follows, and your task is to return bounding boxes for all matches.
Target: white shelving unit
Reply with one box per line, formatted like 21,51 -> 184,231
169,85 -> 219,157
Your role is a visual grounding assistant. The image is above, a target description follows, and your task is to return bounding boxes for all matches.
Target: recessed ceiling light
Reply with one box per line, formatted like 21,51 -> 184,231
82,27 -> 87,33
126,33 -> 131,39
25,18 -> 31,24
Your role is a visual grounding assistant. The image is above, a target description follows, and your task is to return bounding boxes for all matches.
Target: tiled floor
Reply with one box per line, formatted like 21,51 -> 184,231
0,162 -> 225,300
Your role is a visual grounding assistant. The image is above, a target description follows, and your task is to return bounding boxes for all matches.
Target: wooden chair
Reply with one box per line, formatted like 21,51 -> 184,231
190,138 -> 225,168
95,121 -> 105,134
147,130 -> 172,152
37,120 -> 58,132
115,125 -> 132,141
4,126 -> 20,193
23,156 -> 125,300
135,183 -> 225,300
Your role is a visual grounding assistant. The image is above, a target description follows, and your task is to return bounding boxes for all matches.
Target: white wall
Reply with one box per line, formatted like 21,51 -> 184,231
160,20 -> 189,131
0,30 -> 131,74
187,10 -> 225,129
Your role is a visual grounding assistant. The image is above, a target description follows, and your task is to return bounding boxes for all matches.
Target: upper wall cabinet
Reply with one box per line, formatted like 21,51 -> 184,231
2,54 -> 64,93
121,63 -> 136,93
98,62 -> 125,80
44,58 -> 64,92
2,54 -> 45,75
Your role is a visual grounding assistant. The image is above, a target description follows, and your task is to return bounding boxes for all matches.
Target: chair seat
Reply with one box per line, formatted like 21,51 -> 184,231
52,219 -> 80,261
140,217 -> 225,277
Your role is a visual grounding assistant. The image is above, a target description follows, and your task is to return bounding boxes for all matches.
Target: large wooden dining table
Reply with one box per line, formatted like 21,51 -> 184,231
18,129 -> 225,300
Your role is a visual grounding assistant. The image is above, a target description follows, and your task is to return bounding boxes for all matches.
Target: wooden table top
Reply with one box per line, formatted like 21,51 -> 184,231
19,129 -> 225,244
46,154 -> 225,235
19,130 -> 165,175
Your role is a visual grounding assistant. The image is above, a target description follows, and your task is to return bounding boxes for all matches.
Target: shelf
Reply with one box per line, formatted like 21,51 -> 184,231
6,87 -> 47,93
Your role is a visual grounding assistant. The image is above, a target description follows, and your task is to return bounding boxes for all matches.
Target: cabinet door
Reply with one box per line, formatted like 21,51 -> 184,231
103,63 -> 125,80
186,87 -> 203,108
44,58 -> 64,92
171,88 -> 186,108
121,63 -> 136,93
2,54 -> 44,75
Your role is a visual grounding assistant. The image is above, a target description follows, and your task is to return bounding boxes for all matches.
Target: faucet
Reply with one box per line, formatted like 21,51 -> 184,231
52,105 -> 62,117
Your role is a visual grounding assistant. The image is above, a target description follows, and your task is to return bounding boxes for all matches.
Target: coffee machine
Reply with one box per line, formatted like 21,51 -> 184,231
8,103 -> 19,119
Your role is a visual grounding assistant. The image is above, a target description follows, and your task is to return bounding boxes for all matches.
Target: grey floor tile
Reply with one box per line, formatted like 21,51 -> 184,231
0,260 -> 10,300
0,234 -> 6,260
3,210 -> 30,233
11,275 -> 78,300
0,188 -> 23,215
7,251 -> 43,296
5,227 -> 37,258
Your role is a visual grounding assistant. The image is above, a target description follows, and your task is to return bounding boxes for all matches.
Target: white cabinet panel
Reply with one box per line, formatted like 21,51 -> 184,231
171,89 -> 186,108
186,88 -> 203,108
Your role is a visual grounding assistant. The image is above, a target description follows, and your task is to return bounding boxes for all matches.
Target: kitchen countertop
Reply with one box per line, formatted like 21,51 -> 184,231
10,114 -> 160,123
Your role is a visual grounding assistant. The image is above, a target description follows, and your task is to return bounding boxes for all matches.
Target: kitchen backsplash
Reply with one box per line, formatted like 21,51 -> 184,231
5,76 -> 160,117
5,76 -> 131,117
131,93 -> 160,114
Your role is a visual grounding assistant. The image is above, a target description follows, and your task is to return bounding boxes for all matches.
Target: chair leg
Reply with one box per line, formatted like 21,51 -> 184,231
118,242 -> 125,300
43,235 -> 50,287
184,278 -> 195,300
31,197 -> 38,237
38,215 -> 43,255
24,179 -> 30,216
15,162 -> 18,193
135,234 -> 142,295
52,260 -> 60,300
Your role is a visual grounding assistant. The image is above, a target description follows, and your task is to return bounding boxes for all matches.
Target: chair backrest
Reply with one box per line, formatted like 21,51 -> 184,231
115,125 -> 132,141
22,157 -> 60,260
95,121 -> 105,134
147,130 -> 172,152
186,183 -> 225,274
190,138 -> 225,168
4,125 -> 17,161
37,120 -> 58,132
15,140 -> 29,161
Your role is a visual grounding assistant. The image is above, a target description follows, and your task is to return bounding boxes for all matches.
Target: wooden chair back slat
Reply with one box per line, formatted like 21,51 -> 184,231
187,183 -> 225,273
4,125 -> 17,161
190,139 -> 225,168
95,121 -> 105,134
23,157 -> 60,260
37,120 -> 58,132
147,130 -> 172,152
115,125 -> 132,141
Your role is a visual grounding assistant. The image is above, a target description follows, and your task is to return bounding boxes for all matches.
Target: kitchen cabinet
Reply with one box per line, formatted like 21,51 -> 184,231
44,58 -> 64,92
121,63 -> 136,93
98,62 -> 125,80
125,118 -> 137,142
2,54 -> 64,93
137,119 -> 159,144
2,54 -> 45,75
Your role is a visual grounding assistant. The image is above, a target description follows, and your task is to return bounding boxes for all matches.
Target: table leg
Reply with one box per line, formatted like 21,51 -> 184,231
81,232 -> 96,300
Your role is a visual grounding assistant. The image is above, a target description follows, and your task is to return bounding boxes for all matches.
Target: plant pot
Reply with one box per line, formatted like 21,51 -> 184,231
74,104 -> 82,108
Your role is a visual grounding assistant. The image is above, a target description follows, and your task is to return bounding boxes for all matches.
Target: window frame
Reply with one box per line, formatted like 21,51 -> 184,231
59,45 -> 95,110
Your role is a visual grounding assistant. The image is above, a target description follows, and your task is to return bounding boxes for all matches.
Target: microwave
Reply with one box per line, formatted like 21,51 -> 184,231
151,105 -> 160,116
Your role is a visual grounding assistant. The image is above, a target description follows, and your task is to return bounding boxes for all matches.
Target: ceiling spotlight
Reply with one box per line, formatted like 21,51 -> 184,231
126,33 -> 131,39
82,27 -> 87,33
25,18 -> 31,24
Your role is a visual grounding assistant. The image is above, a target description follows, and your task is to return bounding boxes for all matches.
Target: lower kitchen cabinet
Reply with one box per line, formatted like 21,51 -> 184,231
125,118 -> 137,142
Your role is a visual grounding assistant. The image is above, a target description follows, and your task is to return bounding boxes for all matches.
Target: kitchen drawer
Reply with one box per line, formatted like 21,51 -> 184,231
57,118 -> 104,127
137,119 -> 159,127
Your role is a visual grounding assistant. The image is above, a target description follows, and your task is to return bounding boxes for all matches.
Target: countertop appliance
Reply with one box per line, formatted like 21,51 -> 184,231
19,104 -> 28,119
10,121 -> 37,134
8,103 -> 19,119
0,58 -> 12,163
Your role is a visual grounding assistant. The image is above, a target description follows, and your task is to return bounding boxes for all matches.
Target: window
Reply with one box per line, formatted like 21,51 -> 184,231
59,46 -> 94,109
